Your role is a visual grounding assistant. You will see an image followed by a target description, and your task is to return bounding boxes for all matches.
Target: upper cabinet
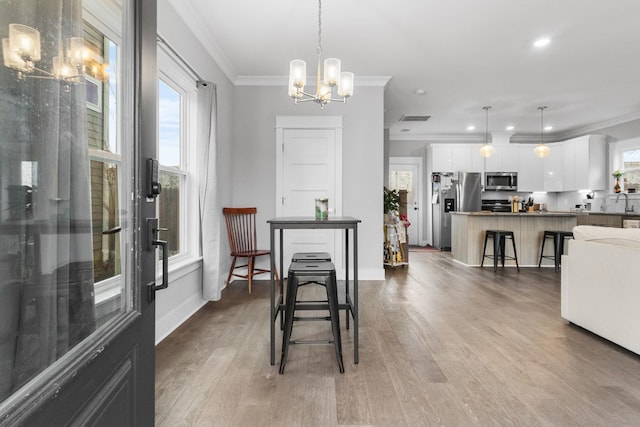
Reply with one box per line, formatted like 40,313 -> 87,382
574,135 -> 606,190
430,136 -> 605,192
517,145 -> 544,192
431,144 -> 483,173
485,145 -> 519,173
541,135 -> 606,192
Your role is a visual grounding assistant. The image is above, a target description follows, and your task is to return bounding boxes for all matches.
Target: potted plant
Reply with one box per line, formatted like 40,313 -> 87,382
383,187 -> 400,223
613,169 -> 624,193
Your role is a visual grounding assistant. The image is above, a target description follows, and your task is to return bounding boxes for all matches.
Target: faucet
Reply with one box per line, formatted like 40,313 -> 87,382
615,192 -> 634,213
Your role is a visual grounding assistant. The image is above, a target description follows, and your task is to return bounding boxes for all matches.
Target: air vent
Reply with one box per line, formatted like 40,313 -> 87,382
399,115 -> 431,122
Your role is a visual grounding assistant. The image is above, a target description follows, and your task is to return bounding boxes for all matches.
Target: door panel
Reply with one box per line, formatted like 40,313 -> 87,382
0,0 -> 156,425
281,128 -> 337,273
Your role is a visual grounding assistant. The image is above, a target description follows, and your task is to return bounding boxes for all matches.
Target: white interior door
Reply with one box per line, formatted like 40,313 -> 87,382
389,158 -> 423,245
275,116 -> 343,275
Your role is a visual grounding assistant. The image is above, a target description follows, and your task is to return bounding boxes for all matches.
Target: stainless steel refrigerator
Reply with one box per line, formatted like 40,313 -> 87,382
432,172 -> 482,250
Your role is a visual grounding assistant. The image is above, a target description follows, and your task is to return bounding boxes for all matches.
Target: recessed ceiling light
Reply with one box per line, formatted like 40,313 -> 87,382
544,125 -> 553,131
534,37 -> 551,48
401,128 -> 411,132
415,89 -> 427,96
506,125 -> 515,131
467,125 -> 475,131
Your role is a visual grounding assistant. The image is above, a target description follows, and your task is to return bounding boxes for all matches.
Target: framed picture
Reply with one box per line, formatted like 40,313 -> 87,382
85,74 -> 102,112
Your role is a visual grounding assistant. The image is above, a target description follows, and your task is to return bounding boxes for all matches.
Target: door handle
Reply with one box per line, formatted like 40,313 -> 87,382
146,218 -> 169,302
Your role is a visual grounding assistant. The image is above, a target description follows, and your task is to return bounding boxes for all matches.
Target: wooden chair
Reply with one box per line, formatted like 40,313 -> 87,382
223,207 -> 278,293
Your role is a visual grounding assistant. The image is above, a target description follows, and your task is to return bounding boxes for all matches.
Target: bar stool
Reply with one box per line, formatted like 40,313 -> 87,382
538,231 -> 574,272
291,252 -> 332,262
279,261 -> 344,374
481,230 -> 520,272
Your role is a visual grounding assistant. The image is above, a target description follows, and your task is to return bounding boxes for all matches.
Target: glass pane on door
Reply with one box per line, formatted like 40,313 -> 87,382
0,0 -> 132,406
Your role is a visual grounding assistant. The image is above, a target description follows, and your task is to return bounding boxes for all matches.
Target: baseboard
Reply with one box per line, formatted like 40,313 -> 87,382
155,294 -> 208,345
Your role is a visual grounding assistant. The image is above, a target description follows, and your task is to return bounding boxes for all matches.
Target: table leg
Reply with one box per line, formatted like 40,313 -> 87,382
279,229 -> 284,331
270,225 -> 275,365
345,228 -> 350,330
354,225 -> 359,364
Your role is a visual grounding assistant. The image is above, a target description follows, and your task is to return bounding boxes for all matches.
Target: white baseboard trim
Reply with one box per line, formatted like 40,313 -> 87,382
155,293 -> 207,345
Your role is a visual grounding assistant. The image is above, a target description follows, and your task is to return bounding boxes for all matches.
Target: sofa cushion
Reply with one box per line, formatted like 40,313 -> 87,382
573,225 -> 640,248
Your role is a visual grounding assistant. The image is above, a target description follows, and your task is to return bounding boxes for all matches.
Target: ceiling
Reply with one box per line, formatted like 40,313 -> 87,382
172,0 -> 640,143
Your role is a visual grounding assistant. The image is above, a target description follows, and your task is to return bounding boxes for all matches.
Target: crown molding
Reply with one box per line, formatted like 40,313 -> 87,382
166,0 -> 237,83
554,111 -> 640,140
234,75 -> 392,87
390,134 -> 485,142
392,111 -> 640,144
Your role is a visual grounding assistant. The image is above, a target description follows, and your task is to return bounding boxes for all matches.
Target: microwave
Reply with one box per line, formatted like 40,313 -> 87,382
486,172 -> 518,191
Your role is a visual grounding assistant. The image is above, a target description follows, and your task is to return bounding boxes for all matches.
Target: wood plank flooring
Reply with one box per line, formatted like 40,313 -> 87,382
155,251 -> 640,426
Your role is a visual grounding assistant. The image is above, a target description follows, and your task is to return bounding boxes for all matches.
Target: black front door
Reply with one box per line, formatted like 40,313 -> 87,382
0,0 -> 158,425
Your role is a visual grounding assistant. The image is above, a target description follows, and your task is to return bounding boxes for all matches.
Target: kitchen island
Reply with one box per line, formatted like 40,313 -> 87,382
451,212 -> 579,267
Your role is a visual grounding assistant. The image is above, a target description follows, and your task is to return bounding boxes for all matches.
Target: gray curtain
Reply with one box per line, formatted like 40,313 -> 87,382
0,0 -> 95,400
196,81 -> 225,300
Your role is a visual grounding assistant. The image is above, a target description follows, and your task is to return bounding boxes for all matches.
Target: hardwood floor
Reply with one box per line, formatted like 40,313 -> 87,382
155,251 -> 640,426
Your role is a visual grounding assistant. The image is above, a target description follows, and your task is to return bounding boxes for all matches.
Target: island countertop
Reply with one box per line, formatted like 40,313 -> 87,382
451,211 -> 581,217
451,211 -> 578,267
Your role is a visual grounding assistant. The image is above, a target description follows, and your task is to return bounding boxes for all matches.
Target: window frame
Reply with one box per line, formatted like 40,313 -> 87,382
157,47 -> 200,269
610,137 -> 640,192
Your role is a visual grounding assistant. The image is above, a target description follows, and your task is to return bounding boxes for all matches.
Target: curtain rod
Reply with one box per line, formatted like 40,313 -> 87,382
157,34 -> 211,85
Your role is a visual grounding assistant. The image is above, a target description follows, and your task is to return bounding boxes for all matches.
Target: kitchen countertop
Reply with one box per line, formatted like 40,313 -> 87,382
452,211 -> 640,217
451,211 -> 579,217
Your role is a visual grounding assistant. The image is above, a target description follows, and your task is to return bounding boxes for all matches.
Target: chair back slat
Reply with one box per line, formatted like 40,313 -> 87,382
223,207 -> 258,254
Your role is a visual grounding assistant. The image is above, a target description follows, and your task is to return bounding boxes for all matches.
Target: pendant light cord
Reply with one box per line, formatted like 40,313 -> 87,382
483,106 -> 491,144
538,106 -> 547,144
317,0 -> 322,56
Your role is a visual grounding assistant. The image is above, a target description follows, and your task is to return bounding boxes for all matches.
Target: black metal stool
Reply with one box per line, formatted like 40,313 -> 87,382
279,261 -> 344,374
291,252 -> 332,262
481,230 -> 520,272
538,231 -> 574,272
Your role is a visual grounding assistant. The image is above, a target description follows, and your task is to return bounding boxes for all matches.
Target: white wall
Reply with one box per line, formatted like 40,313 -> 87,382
232,85 -> 386,280
155,0 -> 234,343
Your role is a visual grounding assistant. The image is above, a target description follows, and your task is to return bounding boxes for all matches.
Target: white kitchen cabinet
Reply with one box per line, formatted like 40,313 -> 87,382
561,142 -> 576,191
517,145 -> 543,192
431,145 -> 452,172
484,145 -> 519,173
573,135 -> 606,190
549,135 -> 606,192
543,148 -> 563,192
431,144 -> 483,172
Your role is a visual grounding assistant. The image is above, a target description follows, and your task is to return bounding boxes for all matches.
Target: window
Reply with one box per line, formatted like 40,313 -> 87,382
611,138 -> 640,193
622,149 -> 640,192
158,79 -> 184,257
157,48 -> 198,264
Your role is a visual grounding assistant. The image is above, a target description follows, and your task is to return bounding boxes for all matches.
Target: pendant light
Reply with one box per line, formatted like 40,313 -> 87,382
287,0 -> 354,108
479,106 -> 495,158
534,106 -> 551,158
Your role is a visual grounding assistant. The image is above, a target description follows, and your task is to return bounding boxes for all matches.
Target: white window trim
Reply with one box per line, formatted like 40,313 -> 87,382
157,47 -> 200,267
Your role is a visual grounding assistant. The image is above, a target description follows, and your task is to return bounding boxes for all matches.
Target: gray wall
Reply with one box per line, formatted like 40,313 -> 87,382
232,85 -> 386,280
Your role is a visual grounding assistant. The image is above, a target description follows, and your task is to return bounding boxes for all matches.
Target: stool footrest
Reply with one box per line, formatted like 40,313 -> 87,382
293,316 -> 331,321
291,339 -> 334,345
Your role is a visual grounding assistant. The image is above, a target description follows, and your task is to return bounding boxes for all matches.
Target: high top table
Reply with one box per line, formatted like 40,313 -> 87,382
267,216 -> 361,365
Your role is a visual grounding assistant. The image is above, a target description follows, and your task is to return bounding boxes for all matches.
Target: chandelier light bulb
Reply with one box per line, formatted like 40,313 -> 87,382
9,23 -> 40,62
338,72 -> 354,97
323,58 -> 340,86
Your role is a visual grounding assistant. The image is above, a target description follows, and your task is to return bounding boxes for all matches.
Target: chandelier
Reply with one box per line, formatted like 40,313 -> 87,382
2,23 -> 106,82
288,0 -> 354,108
479,106 -> 495,158
534,106 -> 551,158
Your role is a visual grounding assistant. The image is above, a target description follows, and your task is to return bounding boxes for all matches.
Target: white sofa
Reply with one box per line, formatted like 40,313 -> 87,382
561,225 -> 640,355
